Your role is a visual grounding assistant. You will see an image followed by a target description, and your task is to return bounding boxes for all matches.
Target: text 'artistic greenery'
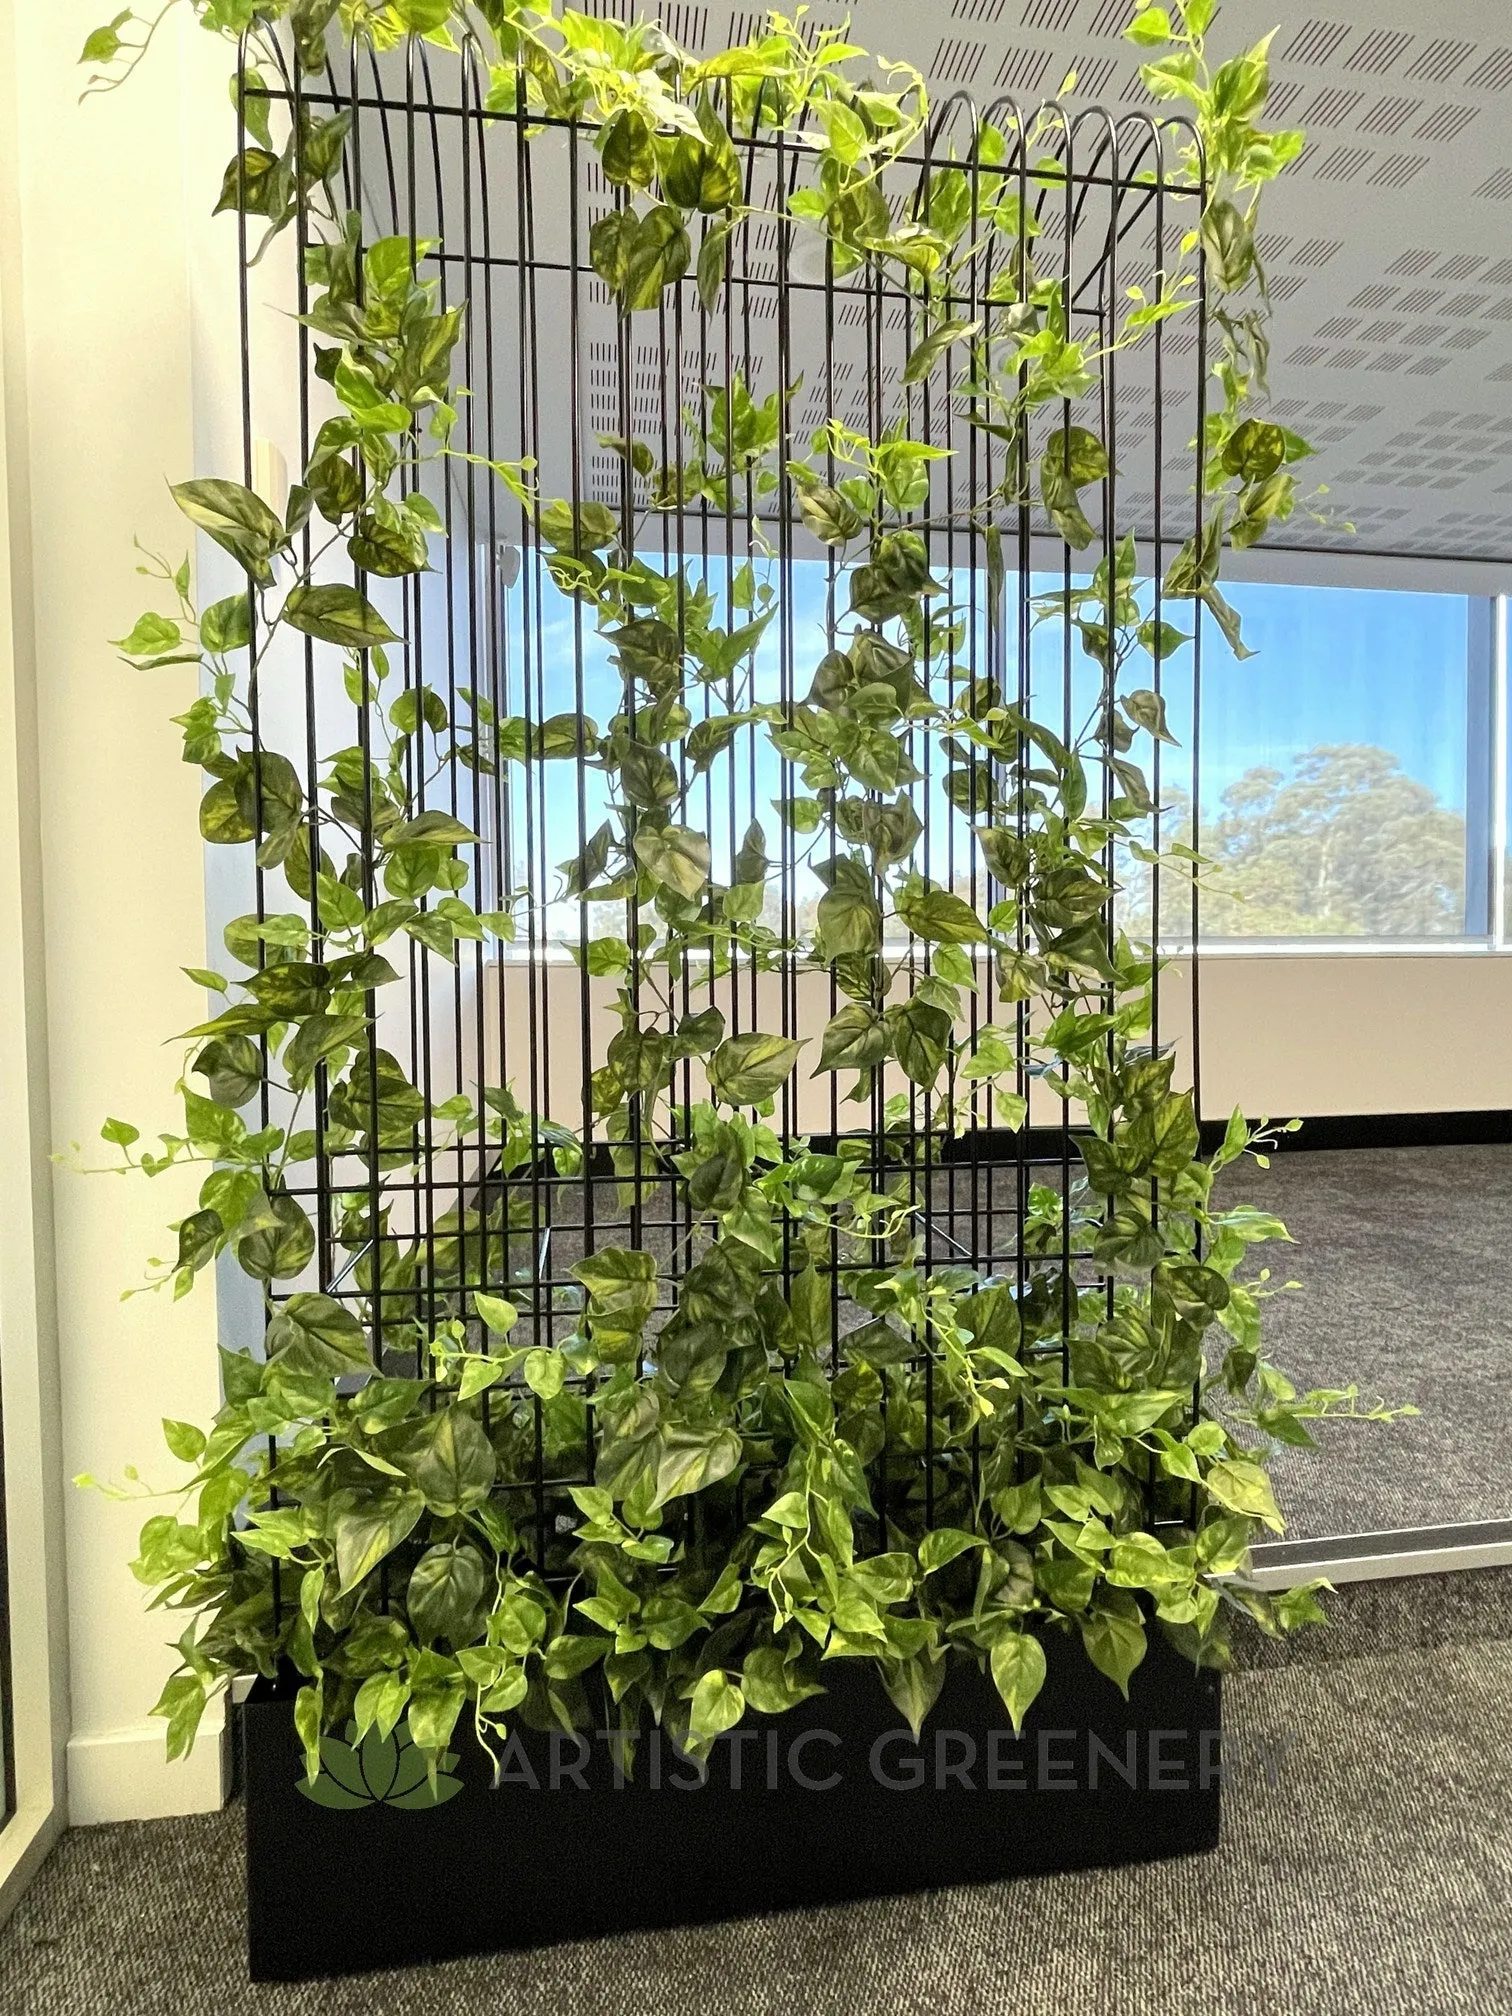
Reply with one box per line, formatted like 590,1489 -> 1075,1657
80,0 -> 1408,1789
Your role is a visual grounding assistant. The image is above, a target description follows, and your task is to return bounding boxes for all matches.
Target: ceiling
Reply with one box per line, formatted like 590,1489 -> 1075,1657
591,0 -> 1512,564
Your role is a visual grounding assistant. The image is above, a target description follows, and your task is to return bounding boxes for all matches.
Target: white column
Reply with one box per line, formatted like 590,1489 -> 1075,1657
5,1 -> 237,1825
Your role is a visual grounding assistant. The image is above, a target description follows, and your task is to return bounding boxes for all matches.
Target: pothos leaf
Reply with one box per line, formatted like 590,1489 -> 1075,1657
708,1032 -> 805,1105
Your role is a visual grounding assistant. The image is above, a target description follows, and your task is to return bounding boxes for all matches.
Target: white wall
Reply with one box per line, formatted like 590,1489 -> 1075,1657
1190,953 -> 1512,1120
5,3 -> 231,1824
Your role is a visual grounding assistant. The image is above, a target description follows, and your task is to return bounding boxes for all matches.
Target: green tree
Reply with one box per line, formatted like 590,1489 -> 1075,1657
1204,744 -> 1467,937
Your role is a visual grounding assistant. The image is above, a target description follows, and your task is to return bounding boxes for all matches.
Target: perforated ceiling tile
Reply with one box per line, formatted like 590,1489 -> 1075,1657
932,35 -> 986,82
1405,37 -> 1475,83
995,46 -> 1049,90
1020,0 -> 1079,28
681,0 -> 1512,555
1466,46 -> 1512,90
1415,103 -> 1479,143
1285,19 -> 1352,65
1322,145 -> 1378,180
1370,154 -> 1427,187
657,3 -> 708,48
1359,94 -> 1422,133
1344,26 -> 1413,73
1085,0 -> 1128,35
1071,54 -> 1116,96
1304,85 -> 1363,125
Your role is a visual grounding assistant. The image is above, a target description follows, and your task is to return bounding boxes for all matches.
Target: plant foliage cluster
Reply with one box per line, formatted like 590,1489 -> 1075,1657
80,0 -> 1407,1787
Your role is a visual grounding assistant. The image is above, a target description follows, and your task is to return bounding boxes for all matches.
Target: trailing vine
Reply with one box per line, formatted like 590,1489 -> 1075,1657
79,0 -> 1409,1787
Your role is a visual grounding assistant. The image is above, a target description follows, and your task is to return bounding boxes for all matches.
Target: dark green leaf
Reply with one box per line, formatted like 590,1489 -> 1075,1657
282,582 -> 399,649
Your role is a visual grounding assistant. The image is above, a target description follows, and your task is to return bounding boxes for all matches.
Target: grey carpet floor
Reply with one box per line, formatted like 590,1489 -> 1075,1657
1218,1144 -> 1512,1541
5,1574 -> 1512,2016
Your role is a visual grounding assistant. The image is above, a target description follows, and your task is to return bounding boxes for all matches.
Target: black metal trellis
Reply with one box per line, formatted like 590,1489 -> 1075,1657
238,39 -> 1209,1601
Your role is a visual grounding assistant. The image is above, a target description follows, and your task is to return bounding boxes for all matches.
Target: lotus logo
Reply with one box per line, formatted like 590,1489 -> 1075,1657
298,1720 -> 465,1810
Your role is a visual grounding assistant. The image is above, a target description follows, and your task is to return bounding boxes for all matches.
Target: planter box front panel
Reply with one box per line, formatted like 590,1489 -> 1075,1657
244,1630 -> 1220,1981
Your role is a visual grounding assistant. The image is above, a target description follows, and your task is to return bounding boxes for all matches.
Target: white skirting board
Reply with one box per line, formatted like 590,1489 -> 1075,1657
66,1697 -> 228,1826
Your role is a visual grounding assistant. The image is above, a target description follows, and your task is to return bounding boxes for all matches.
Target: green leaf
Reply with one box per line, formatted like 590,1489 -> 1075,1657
902,317 -> 980,385
405,1541 -> 487,1647
113,612 -> 183,659
918,1528 -> 983,1575
816,859 -> 881,956
265,1293 -> 371,1377
652,1422 -> 742,1508
523,1347 -> 566,1400
1040,426 -> 1108,550
200,593 -> 253,655
709,1032 -> 804,1106
407,1651 -> 466,1761
81,14 -> 131,65
1204,1457 -> 1284,1531
162,1418 -> 207,1465
282,582 -> 399,649
697,217 -> 735,312
788,468 -> 864,546
235,1193 -> 315,1283
1080,1605 -> 1147,1698
988,1631 -> 1046,1733
1127,5 -> 1173,47
385,1407 -> 497,1517
885,998 -> 952,1088
1121,688 -> 1176,742
815,1003 -> 889,1074
688,1669 -> 746,1745
473,1292 -> 519,1337
333,1490 -> 425,1592
896,881 -> 989,945
171,479 -> 283,585
880,1654 -> 946,1741
742,1645 -> 825,1716
634,823 -> 711,899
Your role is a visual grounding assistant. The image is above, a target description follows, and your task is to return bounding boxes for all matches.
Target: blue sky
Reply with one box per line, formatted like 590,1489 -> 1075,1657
1187,580 -> 1471,814
505,560 -> 1475,902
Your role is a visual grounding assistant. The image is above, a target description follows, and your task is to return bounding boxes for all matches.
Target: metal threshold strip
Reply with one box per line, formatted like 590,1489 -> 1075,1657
1249,1520 -> 1512,1589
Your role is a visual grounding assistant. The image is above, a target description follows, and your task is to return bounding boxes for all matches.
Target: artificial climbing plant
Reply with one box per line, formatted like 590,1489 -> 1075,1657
78,0 -> 1408,1789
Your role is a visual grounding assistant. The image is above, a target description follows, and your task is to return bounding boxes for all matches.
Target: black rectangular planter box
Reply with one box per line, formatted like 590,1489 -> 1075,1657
243,1630 -> 1220,1981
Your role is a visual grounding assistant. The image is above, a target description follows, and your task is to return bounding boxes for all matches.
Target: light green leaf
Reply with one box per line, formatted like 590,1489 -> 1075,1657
1080,1605 -> 1147,1697
709,1031 -> 804,1106
634,823 -> 711,899
688,1669 -> 746,1745
902,316 -> 980,385
989,1632 -> 1047,1733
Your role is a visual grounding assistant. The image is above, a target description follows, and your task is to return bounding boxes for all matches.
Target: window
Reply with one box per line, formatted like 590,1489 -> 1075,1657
494,556 -> 1501,954
1193,581 -> 1492,941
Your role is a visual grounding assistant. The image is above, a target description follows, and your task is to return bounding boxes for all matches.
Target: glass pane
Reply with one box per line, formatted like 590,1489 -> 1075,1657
1196,582 -> 1479,940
